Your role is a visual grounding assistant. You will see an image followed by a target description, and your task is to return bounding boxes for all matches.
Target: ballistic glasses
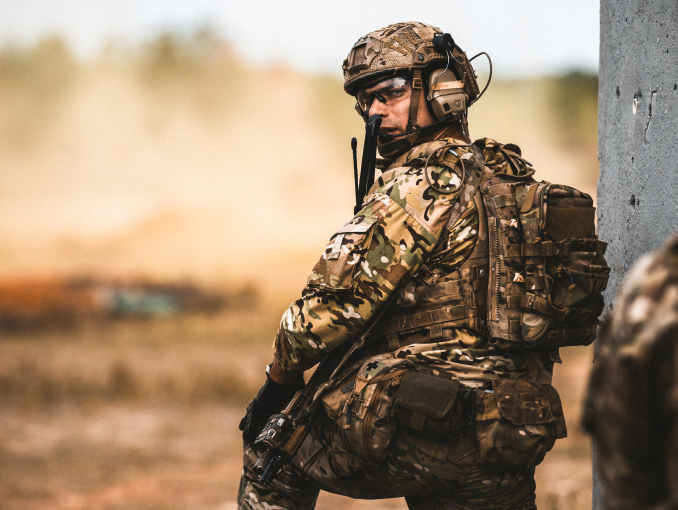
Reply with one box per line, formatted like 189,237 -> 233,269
355,76 -> 411,117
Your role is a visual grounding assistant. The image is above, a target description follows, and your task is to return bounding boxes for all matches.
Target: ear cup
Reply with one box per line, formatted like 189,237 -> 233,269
427,69 -> 468,120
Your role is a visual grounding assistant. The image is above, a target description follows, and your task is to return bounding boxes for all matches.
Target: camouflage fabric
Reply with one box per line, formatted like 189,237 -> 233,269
238,137 -> 570,509
274,138 -> 476,373
474,378 -> 566,467
583,233 -> 678,510
475,138 -> 610,350
274,139 -> 557,387
239,410 -> 538,510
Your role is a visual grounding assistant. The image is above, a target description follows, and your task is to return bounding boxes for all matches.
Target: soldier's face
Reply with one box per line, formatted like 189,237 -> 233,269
357,77 -> 436,144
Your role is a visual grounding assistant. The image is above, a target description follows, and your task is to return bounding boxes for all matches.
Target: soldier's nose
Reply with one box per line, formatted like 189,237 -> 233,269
369,100 -> 387,117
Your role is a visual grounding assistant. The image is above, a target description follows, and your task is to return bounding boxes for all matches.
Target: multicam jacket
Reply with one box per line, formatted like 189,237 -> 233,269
274,137 -> 555,387
583,233 -> 678,510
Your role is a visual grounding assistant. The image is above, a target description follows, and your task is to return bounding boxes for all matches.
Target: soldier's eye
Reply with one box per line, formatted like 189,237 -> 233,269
384,88 -> 406,100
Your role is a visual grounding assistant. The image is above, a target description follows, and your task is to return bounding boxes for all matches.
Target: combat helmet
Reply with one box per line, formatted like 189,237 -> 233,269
343,22 -> 488,155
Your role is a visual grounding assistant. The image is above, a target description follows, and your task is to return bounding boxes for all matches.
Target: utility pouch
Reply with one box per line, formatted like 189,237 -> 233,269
475,378 -> 567,468
393,371 -> 472,438
321,354 -> 413,464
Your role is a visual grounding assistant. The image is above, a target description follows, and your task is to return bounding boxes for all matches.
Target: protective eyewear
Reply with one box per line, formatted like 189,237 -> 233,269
355,76 -> 411,116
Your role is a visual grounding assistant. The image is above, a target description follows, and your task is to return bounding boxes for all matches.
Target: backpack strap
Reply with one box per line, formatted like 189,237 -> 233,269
520,183 -> 540,214
444,144 -> 486,231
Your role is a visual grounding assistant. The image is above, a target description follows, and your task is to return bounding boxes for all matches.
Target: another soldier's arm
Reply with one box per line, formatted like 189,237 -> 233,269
584,248 -> 678,510
273,161 -> 465,374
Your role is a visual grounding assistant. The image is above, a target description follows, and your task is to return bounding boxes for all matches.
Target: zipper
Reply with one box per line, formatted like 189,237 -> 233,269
489,217 -> 501,321
361,381 -> 389,459
538,184 -> 550,240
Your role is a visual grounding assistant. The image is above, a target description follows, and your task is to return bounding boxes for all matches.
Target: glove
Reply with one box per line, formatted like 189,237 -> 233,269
239,370 -> 305,443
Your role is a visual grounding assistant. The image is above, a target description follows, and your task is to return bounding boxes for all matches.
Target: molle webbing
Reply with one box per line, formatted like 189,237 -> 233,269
479,143 -> 609,350
501,239 -> 607,258
382,138 -> 609,352
383,297 -> 468,334
383,190 -> 489,340
381,143 -> 488,341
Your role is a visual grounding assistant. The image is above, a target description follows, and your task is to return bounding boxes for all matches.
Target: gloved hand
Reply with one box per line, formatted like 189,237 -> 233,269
239,370 -> 305,443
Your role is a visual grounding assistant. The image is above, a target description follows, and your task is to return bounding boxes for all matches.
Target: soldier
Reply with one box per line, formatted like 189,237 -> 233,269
583,234 -> 678,510
239,22 -> 606,510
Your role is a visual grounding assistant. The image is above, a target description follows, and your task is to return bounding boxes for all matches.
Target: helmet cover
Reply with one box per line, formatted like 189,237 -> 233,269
342,21 -> 480,104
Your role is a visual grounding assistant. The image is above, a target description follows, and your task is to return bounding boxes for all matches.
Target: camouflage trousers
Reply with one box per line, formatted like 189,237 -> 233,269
238,410 -> 537,510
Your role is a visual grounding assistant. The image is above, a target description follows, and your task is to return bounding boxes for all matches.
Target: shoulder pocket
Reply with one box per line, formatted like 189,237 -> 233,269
307,216 -> 378,291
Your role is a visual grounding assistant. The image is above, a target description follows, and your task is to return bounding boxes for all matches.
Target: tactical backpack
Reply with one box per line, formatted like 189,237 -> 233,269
381,138 -> 610,351
474,138 -> 610,350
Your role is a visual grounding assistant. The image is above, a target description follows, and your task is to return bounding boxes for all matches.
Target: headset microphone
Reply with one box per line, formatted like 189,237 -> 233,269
378,116 -> 453,142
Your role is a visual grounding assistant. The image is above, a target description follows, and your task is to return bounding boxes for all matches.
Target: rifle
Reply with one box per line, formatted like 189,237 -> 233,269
252,343 -> 350,485
252,116 -> 386,485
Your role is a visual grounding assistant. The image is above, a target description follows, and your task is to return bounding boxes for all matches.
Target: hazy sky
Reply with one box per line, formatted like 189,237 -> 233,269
0,0 -> 600,77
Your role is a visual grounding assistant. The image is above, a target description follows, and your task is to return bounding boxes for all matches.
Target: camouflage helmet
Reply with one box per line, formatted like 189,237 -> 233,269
342,21 -> 481,104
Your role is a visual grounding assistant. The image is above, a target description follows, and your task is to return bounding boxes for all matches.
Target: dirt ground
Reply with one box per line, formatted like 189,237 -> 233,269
0,314 -> 594,510
0,404 -> 592,510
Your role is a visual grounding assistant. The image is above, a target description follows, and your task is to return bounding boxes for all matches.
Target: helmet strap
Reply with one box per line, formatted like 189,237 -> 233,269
377,136 -> 413,158
377,69 -> 431,158
407,69 -> 423,132
461,112 -> 470,140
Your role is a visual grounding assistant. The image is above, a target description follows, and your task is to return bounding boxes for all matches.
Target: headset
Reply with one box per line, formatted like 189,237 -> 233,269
427,33 -> 492,120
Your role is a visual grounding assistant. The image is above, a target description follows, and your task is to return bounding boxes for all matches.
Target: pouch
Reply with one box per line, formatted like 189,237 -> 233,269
475,378 -> 567,467
320,354 -> 413,464
393,371 -> 467,437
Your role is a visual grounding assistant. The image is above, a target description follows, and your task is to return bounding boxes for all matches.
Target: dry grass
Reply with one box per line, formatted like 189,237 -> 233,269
0,308 -> 281,408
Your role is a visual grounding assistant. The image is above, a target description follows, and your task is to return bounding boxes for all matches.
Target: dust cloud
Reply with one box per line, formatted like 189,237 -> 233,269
0,33 -> 598,298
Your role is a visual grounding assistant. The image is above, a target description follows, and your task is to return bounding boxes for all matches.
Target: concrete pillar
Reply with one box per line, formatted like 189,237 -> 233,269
596,0 -> 678,507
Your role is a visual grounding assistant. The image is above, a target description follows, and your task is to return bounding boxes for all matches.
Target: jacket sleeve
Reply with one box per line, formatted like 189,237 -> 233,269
582,246 -> 678,510
273,157 -> 468,373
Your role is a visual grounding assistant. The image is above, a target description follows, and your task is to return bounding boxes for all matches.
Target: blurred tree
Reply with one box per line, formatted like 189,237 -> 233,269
547,71 -> 598,146
0,35 -> 79,149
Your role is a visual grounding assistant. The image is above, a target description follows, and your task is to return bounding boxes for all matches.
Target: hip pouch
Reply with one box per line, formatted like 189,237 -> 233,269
475,378 -> 567,468
392,371 -> 474,438
321,354 -> 413,464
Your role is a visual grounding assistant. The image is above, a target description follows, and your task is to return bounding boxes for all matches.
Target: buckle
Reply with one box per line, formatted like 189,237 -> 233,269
386,334 -> 401,351
412,77 -> 423,89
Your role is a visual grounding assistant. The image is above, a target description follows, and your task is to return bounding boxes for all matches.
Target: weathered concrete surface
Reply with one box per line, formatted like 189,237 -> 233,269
598,0 -> 678,300
595,1 -> 678,508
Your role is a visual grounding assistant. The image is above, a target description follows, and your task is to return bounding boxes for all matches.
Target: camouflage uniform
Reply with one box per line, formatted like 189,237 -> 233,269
238,137 -> 565,510
583,234 -> 678,510
238,20 -> 580,510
